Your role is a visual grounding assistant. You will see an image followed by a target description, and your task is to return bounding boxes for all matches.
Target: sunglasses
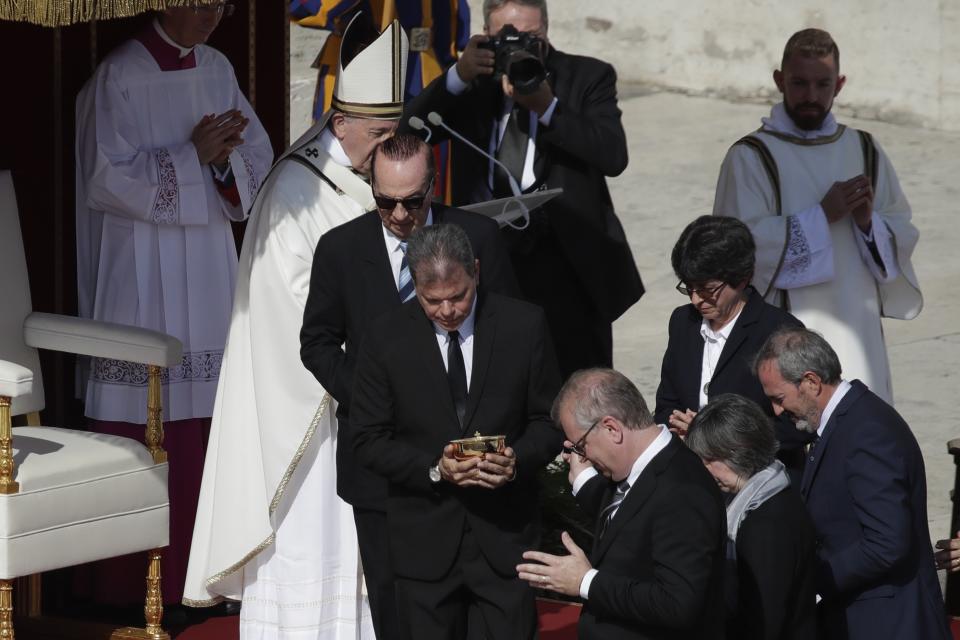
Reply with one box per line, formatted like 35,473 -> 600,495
373,179 -> 434,212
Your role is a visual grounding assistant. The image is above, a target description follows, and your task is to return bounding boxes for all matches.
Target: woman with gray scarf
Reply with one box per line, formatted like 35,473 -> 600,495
687,393 -> 816,640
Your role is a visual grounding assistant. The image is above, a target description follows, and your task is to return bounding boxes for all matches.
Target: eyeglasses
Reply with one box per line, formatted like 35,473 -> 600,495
567,416 -> 604,458
373,181 -> 434,212
191,2 -> 235,16
676,281 -> 727,299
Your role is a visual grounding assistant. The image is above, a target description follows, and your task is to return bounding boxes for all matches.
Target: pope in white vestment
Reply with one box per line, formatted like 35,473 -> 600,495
713,103 -> 921,405
184,18 -> 408,639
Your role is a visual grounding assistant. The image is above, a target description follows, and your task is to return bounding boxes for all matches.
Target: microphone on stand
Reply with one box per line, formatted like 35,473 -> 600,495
426,111 -> 529,229
407,116 -> 433,143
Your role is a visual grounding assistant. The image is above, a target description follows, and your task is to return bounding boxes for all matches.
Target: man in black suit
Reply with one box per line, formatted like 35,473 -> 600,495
402,0 -> 643,377
351,224 -> 562,640
756,328 -> 951,640
518,368 -> 726,639
299,134 -> 518,639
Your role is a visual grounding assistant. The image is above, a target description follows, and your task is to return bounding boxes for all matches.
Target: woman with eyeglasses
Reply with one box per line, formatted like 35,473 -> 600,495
653,216 -> 810,478
686,394 -> 816,640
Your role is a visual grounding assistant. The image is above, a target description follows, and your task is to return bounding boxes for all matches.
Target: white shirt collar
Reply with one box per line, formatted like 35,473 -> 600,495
699,305 -> 744,343
153,19 -> 195,59
318,127 -> 353,167
433,292 -> 478,341
624,425 -> 672,488
762,102 -> 839,140
816,379 -> 852,437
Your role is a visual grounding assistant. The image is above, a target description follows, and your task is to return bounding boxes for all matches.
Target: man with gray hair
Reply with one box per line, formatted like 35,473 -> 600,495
755,327 -> 950,639
517,368 -> 725,639
351,223 -> 561,639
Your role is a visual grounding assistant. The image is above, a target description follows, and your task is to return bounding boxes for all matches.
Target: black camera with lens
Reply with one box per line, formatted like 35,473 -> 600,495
478,24 -> 548,95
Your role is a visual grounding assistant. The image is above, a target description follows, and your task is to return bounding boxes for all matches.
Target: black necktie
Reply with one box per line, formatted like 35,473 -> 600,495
493,105 -> 529,198
447,330 -> 468,428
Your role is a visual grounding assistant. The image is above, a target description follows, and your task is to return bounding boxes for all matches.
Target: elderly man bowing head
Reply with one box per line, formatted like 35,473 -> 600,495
519,368 -> 725,640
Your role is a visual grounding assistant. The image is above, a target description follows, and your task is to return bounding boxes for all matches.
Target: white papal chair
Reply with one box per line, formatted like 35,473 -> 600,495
0,169 -> 180,639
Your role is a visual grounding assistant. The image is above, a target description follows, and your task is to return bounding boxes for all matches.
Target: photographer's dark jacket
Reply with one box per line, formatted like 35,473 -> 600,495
402,47 -> 643,376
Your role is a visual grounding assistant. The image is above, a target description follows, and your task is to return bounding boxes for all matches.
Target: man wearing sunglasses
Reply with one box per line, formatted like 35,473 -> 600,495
299,132 -> 518,639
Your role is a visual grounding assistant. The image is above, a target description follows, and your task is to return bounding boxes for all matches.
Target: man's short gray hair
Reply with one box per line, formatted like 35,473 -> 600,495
406,224 -> 476,286
482,0 -> 549,30
753,327 -> 842,385
551,368 -> 653,433
686,394 -> 778,478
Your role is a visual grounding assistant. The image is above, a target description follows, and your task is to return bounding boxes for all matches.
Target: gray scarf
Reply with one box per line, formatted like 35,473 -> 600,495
726,460 -> 790,542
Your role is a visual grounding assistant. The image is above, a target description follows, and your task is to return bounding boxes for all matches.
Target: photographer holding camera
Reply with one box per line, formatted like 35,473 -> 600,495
403,0 -> 643,379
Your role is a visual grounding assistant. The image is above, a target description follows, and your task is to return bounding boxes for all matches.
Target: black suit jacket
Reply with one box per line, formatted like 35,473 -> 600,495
731,488 -> 817,640
350,293 -> 562,581
575,435 -> 726,640
402,48 -> 643,323
654,287 -> 811,471
300,204 -> 519,508
800,381 -> 951,640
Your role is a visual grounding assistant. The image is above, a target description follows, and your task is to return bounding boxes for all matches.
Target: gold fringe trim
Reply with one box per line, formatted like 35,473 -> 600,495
184,393 -> 333,608
0,0 -> 220,28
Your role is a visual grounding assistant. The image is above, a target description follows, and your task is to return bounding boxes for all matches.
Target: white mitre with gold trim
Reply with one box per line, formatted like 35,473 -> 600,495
331,16 -> 409,119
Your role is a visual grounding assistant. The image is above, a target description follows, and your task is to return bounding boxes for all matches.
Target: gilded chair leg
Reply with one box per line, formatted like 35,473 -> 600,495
145,366 -> 167,464
0,397 -> 19,495
0,579 -> 14,640
110,549 -> 169,640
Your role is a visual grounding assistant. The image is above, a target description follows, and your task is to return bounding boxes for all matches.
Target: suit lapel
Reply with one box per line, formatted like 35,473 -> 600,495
462,295 -> 494,434
591,436 -> 680,564
682,309 -> 705,404
359,212 -> 402,306
407,303 -> 461,431
712,289 -> 761,381
800,382 -> 865,498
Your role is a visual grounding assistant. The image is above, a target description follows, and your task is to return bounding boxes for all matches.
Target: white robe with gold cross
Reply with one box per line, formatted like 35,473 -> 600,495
183,117 -> 375,639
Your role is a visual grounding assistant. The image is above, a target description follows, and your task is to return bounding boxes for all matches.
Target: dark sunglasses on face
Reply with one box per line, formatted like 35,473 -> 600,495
373,180 -> 434,212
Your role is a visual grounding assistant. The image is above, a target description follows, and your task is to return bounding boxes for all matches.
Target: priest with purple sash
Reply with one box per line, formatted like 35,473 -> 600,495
74,4 -> 274,605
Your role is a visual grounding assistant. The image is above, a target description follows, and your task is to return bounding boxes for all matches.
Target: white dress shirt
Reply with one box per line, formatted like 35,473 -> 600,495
698,306 -> 744,409
381,209 -> 434,287
816,379 -> 852,439
445,66 -> 558,192
431,296 -> 478,390
572,425 -> 673,599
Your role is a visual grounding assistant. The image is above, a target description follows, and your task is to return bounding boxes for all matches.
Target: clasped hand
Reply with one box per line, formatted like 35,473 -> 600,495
192,109 -> 248,167
821,174 -> 873,232
438,443 -> 516,489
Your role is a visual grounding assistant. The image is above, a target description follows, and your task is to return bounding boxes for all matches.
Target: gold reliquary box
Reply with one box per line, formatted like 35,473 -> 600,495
450,431 -> 506,460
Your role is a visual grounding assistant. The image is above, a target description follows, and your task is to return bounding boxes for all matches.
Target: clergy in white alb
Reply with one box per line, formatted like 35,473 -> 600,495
713,29 -> 920,405
74,7 -> 273,604
183,17 -> 408,640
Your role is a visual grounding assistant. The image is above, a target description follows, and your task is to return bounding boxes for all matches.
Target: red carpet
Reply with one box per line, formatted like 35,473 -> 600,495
173,599 -> 582,639
172,605 -> 960,639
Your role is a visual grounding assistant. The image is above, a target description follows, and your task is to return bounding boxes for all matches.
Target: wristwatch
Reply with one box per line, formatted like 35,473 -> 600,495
429,462 -> 442,483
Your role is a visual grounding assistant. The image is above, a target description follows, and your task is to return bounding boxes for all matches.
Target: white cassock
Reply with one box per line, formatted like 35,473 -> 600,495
713,103 -> 922,403
75,27 -> 273,422
183,116 -> 375,639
